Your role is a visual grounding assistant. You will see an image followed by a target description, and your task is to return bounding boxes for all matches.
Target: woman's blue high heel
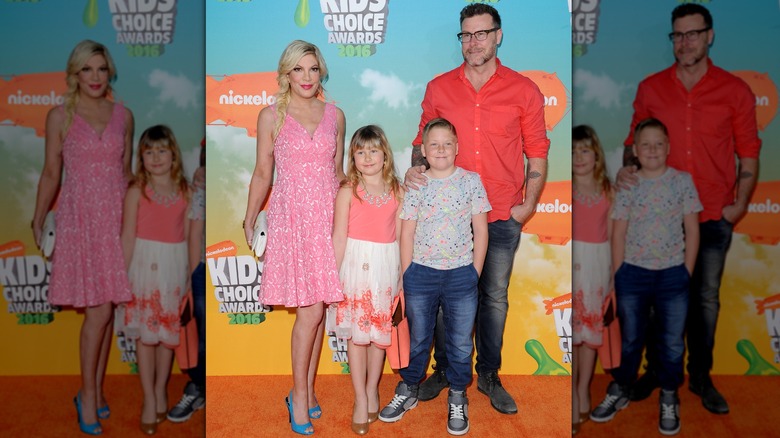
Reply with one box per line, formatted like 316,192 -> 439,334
74,393 -> 102,435
286,391 -> 314,435
309,400 -> 322,420
97,404 -> 110,420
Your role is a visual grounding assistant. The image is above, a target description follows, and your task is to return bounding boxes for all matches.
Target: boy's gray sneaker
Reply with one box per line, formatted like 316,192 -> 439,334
590,381 -> 629,423
167,381 -> 205,423
659,389 -> 681,436
419,368 -> 450,401
378,382 -> 419,423
447,390 -> 469,436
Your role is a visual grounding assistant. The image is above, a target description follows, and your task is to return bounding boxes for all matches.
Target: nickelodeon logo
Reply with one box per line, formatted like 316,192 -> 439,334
520,70 -> 569,131
536,199 -> 571,214
207,72 -> 279,137
756,95 -> 771,107
0,72 -> 67,136
732,70 -> 777,131
218,89 -> 276,106
6,90 -> 63,106
522,180 -> 571,245
748,199 -> 780,214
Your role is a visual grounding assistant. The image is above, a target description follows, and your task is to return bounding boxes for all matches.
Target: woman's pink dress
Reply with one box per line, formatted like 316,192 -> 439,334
259,103 -> 343,307
48,103 -> 132,308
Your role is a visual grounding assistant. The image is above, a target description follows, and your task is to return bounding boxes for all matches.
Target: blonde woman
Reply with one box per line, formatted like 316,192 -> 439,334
243,40 -> 346,435
32,40 -> 134,436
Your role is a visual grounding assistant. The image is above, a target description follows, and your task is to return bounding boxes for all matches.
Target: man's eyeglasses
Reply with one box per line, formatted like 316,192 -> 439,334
457,27 -> 499,43
668,27 -> 711,43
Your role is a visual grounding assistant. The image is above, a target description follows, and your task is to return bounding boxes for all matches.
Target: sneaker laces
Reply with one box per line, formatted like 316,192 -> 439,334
386,393 -> 408,410
449,402 -> 465,421
175,393 -> 197,409
597,393 -> 620,409
660,403 -> 677,420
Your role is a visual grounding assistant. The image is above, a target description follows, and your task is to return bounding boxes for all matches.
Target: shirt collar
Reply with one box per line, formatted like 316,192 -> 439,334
457,57 -> 505,80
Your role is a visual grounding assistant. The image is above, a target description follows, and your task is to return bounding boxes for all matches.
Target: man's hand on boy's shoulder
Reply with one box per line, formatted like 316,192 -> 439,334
615,165 -> 639,190
404,165 -> 428,191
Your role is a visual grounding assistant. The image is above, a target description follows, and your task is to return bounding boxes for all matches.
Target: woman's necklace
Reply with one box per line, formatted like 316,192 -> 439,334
360,182 -> 391,207
149,182 -> 179,208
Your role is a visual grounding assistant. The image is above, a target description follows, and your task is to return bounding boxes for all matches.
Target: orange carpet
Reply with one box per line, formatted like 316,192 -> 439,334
578,373 -> 780,437
207,374 -> 569,437
0,373 -> 204,437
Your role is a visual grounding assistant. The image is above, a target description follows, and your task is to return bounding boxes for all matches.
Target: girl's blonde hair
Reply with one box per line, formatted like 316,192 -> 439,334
572,124 -> 612,200
62,40 -> 117,135
273,40 -> 328,140
344,125 -> 401,201
134,125 -> 189,201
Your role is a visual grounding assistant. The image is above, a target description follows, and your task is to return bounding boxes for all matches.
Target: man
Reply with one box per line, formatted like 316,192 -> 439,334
603,2 -> 761,421
402,3 -> 550,416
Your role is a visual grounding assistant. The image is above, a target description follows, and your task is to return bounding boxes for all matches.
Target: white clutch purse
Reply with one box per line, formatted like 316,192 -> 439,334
251,210 -> 268,257
40,210 -> 56,258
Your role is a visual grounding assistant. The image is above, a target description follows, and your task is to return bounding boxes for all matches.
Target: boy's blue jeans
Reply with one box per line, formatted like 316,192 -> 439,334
430,218 -> 523,375
611,262 -> 689,391
399,262 -> 479,391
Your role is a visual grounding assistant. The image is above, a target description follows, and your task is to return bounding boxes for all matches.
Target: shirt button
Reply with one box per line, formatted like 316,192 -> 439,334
476,104 -> 480,107
476,151 -> 480,154
686,127 -> 691,131
476,127 -> 479,131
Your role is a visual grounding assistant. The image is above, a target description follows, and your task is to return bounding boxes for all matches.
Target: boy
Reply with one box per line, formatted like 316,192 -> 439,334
590,118 -> 702,436
378,118 -> 491,436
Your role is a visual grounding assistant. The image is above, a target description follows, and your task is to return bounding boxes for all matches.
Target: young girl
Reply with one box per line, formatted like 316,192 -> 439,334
121,125 -> 190,435
572,125 -> 612,435
332,125 -> 403,436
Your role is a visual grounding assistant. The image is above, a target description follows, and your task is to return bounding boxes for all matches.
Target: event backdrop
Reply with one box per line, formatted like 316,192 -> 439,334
205,0 -> 572,376
573,0 -> 780,375
0,0 -> 205,375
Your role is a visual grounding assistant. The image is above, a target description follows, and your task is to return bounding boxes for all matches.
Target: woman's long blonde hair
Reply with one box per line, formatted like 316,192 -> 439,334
572,124 -> 612,200
272,40 -> 329,140
62,40 -> 117,135
133,125 -> 189,202
344,125 -> 401,202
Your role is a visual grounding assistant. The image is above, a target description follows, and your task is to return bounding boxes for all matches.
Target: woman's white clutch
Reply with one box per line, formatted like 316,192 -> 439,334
251,210 -> 268,257
41,210 -> 56,258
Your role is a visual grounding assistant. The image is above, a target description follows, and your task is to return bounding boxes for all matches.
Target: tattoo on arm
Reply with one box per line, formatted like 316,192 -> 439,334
411,145 -> 429,168
528,171 -> 542,180
739,170 -> 754,179
623,146 -> 639,167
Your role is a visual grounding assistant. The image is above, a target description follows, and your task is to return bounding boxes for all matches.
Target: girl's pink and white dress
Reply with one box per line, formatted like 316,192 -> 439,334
123,186 -> 188,346
334,187 -> 400,347
259,103 -> 343,307
48,103 -> 132,308
572,191 -> 611,348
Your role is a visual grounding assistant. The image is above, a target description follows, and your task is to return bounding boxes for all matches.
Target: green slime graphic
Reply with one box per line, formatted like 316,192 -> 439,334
736,339 -> 780,375
525,339 -> 570,376
294,0 -> 310,28
83,0 -> 99,28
